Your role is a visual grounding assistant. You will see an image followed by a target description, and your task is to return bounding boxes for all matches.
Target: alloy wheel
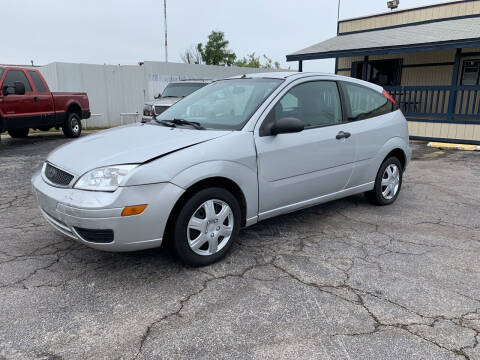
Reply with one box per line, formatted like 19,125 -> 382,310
187,199 -> 234,256
381,164 -> 400,200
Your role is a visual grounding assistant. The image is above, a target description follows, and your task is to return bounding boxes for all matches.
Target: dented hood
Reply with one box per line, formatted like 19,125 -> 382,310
47,123 -> 231,175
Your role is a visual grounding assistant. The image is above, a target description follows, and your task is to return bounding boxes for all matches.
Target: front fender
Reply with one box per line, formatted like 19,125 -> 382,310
170,160 -> 258,225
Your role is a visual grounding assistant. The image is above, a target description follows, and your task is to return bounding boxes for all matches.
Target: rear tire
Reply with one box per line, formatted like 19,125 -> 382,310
62,113 -> 82,138
8,128 -> 29,138
172,187 -> 241,267
365,156 -> 403,206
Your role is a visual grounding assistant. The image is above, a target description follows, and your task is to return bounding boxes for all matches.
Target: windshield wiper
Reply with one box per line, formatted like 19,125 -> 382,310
147,113 -> 176,127
163,118 -> 205,130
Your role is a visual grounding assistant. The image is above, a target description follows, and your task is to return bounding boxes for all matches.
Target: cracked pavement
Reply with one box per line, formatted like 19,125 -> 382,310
0,133 -> 479,359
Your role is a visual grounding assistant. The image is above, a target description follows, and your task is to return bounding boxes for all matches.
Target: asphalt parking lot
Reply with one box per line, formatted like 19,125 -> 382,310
0,132 -> 479,360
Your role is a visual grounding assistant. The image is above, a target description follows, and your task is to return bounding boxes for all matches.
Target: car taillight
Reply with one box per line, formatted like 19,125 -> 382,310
382,89 -> 399,108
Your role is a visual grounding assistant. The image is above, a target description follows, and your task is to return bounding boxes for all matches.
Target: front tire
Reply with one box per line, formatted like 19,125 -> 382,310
62,113 -> 82,138
8,128 -> 29,138
365,156 -> 403,206
172,187 -> 241,267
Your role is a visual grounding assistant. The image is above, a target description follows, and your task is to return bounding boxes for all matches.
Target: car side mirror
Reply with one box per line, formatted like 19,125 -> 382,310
14,81 -> 25,95
270,117 -> 304,136
154,92 -> 162,99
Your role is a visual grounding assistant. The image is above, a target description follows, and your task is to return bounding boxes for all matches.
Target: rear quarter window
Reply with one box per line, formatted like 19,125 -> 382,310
342,82 -> 393,121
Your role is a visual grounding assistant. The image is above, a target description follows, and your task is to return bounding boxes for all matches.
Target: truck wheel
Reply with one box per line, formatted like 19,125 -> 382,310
62,113 -> 82,138
8,128 -> 29,138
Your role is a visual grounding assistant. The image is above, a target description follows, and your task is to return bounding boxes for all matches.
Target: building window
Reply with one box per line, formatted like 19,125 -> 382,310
351,59 -> 402,86
461,60 -> 480,85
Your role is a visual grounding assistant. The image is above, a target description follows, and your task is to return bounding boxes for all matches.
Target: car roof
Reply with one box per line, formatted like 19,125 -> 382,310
168,79 -> 212,85
226,72 -> 383,91
0,65 -> 38,71
228,72 -> 300,80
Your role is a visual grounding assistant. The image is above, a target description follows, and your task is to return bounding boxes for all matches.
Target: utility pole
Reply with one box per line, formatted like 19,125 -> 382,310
164,0 -> 168,63
337,0 -> 341,23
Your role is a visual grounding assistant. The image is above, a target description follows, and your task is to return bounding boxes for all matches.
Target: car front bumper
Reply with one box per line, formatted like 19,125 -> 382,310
31,171 -> 184,252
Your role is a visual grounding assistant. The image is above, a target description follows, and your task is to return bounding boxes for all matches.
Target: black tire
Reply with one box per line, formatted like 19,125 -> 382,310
172,187 -> 241,267
8,128 -> 29,138
365,156 -> 403,206
62,113 -> 82,138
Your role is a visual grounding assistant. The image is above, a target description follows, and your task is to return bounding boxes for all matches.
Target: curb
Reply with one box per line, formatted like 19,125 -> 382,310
427,142 -> 480,151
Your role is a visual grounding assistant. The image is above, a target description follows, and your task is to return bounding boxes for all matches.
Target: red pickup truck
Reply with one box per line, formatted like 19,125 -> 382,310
0,66 -> 90,140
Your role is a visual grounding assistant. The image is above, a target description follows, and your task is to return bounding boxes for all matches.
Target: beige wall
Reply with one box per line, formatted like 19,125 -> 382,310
409,122 -> 480,141
338,49 -> 456,86
339,1 -> 480,33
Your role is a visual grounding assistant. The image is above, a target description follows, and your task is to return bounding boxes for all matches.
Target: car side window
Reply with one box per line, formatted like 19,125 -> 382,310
2,70 -> 32,93
269,81 -> 342,129
29,71 -> 47,92
342,82 -> 393,121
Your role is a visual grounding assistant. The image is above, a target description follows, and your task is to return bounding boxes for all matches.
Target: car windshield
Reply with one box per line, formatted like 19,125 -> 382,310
0,69 -> 4,79
162,83 -> 206,98
156,78 -> 283,130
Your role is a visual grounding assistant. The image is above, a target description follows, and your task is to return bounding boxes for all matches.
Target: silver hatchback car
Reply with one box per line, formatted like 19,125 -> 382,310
32,72 -> 411,266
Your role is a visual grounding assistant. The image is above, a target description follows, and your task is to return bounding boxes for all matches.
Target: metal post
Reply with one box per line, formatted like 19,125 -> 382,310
362,56 -> 368,80
298,60 -> 303,72
164,0 -> 168,63
335,1 -> 340,75
447,48 -> 461,121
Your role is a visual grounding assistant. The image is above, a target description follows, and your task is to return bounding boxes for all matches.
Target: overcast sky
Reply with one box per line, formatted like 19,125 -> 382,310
3,0 -> 438,72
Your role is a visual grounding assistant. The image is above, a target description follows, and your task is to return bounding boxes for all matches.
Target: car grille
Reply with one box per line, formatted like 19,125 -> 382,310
155,105 -> 169,115
74,227 -> 114,243
44,163 -> 74,186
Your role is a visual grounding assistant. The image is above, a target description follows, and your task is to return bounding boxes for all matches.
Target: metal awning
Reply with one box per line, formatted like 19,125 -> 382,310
287,16 -> 480,61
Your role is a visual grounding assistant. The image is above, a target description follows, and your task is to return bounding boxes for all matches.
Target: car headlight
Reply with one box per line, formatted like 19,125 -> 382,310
74,164 -> 139,192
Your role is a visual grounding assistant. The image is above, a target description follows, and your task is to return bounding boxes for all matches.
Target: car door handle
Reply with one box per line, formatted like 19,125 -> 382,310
34,96 -> 39,103
336,131 -> 351,140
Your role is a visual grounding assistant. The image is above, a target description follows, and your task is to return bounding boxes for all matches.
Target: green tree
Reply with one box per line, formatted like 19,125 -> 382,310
235,53 -> 280,69
197,31 -> 237,66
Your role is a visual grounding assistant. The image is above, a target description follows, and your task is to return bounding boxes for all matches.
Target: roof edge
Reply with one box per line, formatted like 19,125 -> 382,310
286,38 -> 480,61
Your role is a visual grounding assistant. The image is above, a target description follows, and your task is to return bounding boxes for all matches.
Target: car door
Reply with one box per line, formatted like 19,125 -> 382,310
1,69 -> 37,129
27,70 -> 55,127
255,79 -> 358,219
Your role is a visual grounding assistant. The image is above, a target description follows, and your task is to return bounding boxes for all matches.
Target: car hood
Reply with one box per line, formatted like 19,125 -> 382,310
154,97 -> 181,106
47,123 -> 231,175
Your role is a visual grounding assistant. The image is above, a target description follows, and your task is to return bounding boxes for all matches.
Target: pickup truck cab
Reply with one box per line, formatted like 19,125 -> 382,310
0,66 -> 90,140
